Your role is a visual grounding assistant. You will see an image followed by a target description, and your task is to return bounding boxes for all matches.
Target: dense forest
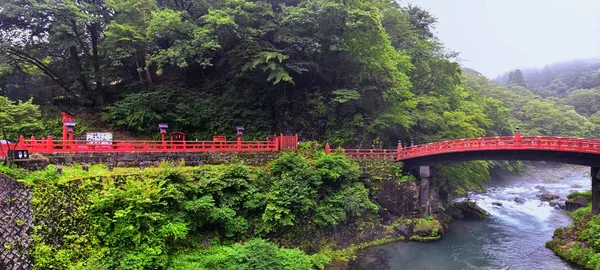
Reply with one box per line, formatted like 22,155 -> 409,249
1,0 -> 509,142
3,0 -> 600,196
495,59 -> 600,136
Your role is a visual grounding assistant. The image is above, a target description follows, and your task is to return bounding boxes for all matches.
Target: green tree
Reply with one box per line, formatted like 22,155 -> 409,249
566,88 -> 600,116
105,0 -> 158,89
507,69 -> 527,88
0,97 -> 43,164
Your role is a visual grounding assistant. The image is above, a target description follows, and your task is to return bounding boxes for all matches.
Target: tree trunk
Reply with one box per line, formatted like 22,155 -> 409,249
143,42 -> 153,90
89,23 -> 103,100
69,46 -> 91,93
134,50 -> 144,82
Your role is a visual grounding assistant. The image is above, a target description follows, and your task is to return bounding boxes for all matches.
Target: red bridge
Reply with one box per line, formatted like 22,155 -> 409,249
337,132 -> 600,216
339,132 -> 600,168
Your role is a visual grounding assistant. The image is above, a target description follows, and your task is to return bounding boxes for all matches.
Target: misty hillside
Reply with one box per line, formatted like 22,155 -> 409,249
496,59 -> 600,96
496,59 -> 600,117
463,69 -> 597,137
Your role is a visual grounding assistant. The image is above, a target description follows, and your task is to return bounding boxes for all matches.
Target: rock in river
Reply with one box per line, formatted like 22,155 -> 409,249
448,201 -> 490,219
538,192 -> 559,202
514,197 -> 526,204
565,197 -> 587,211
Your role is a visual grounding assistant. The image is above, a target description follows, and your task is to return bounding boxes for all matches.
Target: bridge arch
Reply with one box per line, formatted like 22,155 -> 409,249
392,134 -> 600,216
398,135 -> 600,169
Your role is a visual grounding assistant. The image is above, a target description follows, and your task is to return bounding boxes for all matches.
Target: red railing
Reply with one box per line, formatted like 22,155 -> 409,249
327,135 -> 600,161
6,134 -> 600,161
341,149 -> 397,159
0,134 -> 300,157
397,136 -> 600,160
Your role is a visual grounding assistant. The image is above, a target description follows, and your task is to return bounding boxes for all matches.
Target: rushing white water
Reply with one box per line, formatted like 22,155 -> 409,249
349,164 -> 589,270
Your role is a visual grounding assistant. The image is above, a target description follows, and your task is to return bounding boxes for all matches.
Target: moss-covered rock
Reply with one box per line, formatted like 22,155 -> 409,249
446,201 -> 489,219
412,217 -> 442,238
547,190 -> 600,269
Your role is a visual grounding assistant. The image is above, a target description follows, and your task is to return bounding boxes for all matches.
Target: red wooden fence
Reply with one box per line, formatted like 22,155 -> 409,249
0,134 -> 299,157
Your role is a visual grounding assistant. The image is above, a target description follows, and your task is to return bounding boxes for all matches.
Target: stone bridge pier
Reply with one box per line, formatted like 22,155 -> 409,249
419,166 -> 432,217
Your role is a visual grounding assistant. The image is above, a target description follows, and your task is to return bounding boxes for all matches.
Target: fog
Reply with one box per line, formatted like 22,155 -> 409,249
407,0 -> 600,78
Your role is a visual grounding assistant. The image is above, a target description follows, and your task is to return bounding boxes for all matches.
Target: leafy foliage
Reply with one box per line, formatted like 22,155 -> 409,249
26,150 -> 377,269
169,238 -> 329,270
0,96 -> 43,139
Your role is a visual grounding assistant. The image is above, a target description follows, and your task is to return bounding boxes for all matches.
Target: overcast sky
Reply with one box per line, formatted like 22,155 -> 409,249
406,0 -> 600,78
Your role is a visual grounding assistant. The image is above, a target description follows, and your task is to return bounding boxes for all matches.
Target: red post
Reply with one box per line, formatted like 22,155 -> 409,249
274,137 -> 280,151
61,111 -> 74,145
237,135 -> 242,150
280,133 -> 284,149
47,135 -> 53,151
396,140 -> 402,160
19,135 -> 24,145
514,128 -> 521,147
325,143 -> 331,154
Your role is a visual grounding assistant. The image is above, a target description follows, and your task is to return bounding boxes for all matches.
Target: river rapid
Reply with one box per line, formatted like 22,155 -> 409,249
349,164 -> 589,270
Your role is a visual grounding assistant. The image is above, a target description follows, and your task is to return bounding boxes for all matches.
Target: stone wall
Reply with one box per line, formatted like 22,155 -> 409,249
0,174 -> 33,270
14,159 -> 49,171
43,151 -> 280,167
355,158 -> 421,221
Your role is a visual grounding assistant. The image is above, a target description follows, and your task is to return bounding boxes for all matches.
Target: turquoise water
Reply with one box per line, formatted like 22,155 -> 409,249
349,165 -> 588,270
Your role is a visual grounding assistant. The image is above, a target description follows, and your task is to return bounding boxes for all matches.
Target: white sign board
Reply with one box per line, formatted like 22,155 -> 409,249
86,132 -> 113,145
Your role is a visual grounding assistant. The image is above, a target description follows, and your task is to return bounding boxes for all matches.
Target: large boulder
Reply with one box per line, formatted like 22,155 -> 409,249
565,197 -> 587,211
375,179 -> 420,218
514,197 -> 526,204
538,192 -> 560,202
448,202 -> 489,219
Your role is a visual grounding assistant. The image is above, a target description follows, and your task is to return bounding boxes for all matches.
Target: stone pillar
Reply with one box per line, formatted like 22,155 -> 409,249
593,167 -> 600,215
419,166 -> 431,217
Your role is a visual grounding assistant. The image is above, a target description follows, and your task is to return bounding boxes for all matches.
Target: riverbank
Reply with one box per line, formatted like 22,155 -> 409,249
347,164 -> 588,269
321,201 -> 490,269
547,190 -> 600,269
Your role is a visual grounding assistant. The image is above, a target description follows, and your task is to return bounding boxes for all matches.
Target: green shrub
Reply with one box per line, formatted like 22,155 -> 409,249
169,239 -> 329,270
28,147 -> 379,269
313,183 -> 378,227
581,215 -> 600,252
570,205 -> 591,222
568,190 -> 592,201
260,152 -> 321,232
0,165 -> 26,179
315,152 -> 360,188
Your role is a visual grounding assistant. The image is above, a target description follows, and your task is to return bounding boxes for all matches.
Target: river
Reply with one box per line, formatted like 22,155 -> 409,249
349,164 -> 589,270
